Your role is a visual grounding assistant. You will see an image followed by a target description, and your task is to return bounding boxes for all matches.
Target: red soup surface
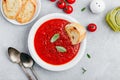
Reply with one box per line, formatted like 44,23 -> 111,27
34,19 -> 80,65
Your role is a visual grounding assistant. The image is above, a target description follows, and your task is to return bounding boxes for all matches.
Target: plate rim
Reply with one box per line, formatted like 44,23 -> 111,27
28,13 -> 87,71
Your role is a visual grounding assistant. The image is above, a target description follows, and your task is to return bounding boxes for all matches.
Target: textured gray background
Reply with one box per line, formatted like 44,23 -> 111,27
0,0 -> 120,80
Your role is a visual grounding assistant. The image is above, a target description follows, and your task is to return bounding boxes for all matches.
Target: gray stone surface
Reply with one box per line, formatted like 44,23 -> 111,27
0,0 -> 120,80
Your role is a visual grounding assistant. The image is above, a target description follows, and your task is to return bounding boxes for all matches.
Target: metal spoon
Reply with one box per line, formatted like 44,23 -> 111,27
20,53 -> 38,80
8,47 -> 33,80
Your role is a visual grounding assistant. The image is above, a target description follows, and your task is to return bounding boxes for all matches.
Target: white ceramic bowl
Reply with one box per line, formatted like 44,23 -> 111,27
28,13 -> 86,71
0,0 -> 41,25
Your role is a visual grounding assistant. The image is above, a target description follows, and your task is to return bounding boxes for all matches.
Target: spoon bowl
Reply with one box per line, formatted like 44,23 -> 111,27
20,53 -> 34,68
8,47 -> 20,63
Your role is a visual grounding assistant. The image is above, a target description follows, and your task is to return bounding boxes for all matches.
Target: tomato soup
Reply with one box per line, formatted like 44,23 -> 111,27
34,19 -> 80,65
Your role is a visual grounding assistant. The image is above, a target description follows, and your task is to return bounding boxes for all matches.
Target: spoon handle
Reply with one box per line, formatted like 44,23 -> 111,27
30,67 -> 38,80
19,63 -> 33,80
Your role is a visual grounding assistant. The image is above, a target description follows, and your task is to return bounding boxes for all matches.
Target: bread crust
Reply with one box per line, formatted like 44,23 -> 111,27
65,23 -> 86,45
31,0 -> 37,6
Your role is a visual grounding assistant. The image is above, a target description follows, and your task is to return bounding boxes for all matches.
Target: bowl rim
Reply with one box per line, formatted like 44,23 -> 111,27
28,13 -> 87,71
0,0 -> 41,25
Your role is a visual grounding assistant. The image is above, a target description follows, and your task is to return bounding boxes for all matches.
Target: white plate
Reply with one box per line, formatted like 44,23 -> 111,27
0,0 -> 41,25
28,13 -> 87,71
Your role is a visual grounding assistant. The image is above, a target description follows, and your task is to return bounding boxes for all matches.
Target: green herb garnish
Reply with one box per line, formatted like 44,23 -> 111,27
56,46 -> 67,53
50,33 -> 60,43
82,67 -> 87,74
81,7 -> 86,12
87,53 -> 91,59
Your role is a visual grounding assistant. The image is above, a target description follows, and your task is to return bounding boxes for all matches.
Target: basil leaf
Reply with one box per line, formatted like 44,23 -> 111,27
81,7 -> 86,12
56,46 -> 67,53
82,67 -> 87,74
50,33 -> 60,43
87,53 -> 91,59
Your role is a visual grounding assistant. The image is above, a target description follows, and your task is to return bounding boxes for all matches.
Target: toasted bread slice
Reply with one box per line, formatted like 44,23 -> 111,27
16,0 -> 36,23
21,0 -> 28,5
65,23 -> 86,45
3,0 -> 22,19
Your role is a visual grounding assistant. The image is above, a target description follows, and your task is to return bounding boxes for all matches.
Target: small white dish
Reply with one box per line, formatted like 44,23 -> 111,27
28,13 -> 86,71
0,0 -> 41,25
